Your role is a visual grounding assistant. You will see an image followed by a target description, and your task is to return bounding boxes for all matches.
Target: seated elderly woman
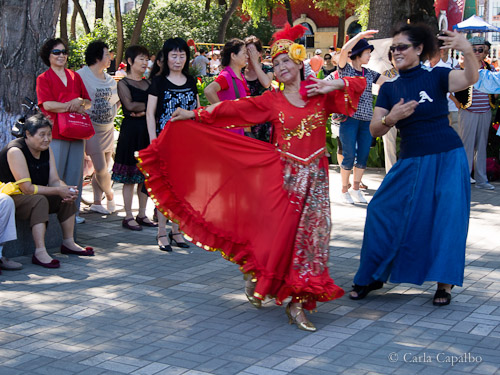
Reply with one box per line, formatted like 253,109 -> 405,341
0,114 -> 93,269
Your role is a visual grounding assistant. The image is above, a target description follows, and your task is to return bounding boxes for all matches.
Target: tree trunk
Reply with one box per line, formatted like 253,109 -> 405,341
70,4 -> 77,40
283,0 -> 293,25
205,0 -> 211,11
217,0 -> 239,43
368,0 -> 393,38
60,0 -> 68,45
73,0 -> 90,34
0,0 -> 62,148
369,0 -> 438,39
95,0 -> 105,20
337,9 -> 346,49
130,0 -> 151,46
218,0 -> 227,7
115,0 -> 124,64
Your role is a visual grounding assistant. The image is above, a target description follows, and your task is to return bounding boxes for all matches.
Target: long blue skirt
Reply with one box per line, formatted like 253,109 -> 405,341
353,147 -> 470,287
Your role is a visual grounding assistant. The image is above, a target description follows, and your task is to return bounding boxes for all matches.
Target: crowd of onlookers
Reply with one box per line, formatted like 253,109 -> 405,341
0,30 -> 497,277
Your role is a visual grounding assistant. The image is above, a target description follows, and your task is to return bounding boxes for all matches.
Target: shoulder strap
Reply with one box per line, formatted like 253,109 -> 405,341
231,77 -> 240,99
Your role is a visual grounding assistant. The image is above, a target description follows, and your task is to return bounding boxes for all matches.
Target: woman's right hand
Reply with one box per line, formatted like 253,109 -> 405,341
247,44 -> 260,68
171,108 -> 195,122
389,98 -> 418,122
59,185 -> 78,202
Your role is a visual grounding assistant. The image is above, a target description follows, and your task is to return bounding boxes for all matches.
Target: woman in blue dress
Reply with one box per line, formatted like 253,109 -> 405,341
349,24 -> 478,306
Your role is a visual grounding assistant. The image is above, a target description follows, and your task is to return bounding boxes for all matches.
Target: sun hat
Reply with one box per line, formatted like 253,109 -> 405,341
350,39 -> 374,58
469,36 -> 486,45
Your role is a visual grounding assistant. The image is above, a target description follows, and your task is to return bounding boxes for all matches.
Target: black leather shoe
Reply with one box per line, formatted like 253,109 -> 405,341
169,231 -> 190,248
156,235 -> 172,252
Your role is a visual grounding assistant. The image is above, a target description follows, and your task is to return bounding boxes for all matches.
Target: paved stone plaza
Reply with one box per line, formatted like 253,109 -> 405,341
0,167 -> 499,375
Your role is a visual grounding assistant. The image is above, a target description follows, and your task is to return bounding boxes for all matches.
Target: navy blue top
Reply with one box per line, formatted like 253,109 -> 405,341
376,64 -> 463,159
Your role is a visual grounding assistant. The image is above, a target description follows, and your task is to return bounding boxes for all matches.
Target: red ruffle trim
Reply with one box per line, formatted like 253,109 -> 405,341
137,132 -> 344,310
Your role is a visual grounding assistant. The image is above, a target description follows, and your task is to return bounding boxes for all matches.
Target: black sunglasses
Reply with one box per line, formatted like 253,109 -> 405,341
473,47 -> 484,53
389,44 -> 412,53
51,49 -> 68,56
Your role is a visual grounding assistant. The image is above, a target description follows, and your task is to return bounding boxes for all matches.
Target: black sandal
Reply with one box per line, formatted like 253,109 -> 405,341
433,286 -> 453,306
156,235 -> 172,252
349,281 -> 384,300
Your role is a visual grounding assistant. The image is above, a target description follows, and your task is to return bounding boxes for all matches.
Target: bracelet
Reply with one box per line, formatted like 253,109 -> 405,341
381,115 -> 392,127
32,185 -> 38,195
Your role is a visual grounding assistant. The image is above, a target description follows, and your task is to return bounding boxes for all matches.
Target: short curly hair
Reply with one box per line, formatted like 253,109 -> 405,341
39,38 -> 67,67
392,23 -> 437,62
85,40 -> 109,66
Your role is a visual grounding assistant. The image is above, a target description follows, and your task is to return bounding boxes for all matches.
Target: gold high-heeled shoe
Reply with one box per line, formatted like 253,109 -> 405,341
286,302 -> 317,332
244,274 -> 261,309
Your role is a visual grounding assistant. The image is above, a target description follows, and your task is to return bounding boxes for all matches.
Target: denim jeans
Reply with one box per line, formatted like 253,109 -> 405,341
339,117 -> 372,170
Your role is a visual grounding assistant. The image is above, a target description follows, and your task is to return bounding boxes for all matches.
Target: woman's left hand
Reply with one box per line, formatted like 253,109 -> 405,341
171,108 -> 195,122
306,77 -> 344,96
438,31 -> 473,54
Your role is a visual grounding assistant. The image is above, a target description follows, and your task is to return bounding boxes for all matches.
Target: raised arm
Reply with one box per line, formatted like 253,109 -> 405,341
171,91 -> 275,127
473,69 -> 500,94
338,30 -> 379,69
247,44 -> 273,89
440,31 -> 479,92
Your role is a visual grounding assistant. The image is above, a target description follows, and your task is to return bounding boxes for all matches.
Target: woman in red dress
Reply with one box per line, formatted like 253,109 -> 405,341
137,25 -> 365,331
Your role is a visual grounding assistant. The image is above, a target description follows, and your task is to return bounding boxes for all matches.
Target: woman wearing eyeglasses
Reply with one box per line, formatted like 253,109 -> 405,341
349,24 -> 477,307
36,38 -> 91,223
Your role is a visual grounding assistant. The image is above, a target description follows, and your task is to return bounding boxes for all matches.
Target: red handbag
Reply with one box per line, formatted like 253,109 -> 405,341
57,112 -> 95,140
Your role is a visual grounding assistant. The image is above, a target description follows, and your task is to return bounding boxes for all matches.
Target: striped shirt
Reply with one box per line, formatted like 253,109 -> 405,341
467,88 -> 490,113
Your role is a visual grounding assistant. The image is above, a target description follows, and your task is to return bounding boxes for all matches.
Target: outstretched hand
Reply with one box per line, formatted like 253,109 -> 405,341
305,77 -> 344,97
438,30 -> 473,54
357,29 -> 379,40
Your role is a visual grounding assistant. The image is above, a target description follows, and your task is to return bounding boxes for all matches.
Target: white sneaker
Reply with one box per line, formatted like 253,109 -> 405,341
75,215 -> 85,224
341,191 -> 354,204
475,182 -> 495,190
107,198 -> 116,213
470,177 -> 476,184
89,204 -> 111,215
351,189 -> 367,203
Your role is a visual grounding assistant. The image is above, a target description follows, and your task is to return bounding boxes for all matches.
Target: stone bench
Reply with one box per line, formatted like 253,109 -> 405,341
3,214 -> 64,257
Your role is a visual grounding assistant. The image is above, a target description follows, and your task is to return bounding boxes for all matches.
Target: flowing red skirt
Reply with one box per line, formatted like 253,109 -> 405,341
137,120 -> 344,310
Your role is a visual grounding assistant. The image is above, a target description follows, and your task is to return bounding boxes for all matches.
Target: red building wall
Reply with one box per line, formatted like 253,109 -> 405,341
271,0 -> 350,28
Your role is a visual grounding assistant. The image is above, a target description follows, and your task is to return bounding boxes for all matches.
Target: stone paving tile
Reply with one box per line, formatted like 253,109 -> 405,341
0,170 -> 498,374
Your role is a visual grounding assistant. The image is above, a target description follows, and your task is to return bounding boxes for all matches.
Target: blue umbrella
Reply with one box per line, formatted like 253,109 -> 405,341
453,15 -> 500,32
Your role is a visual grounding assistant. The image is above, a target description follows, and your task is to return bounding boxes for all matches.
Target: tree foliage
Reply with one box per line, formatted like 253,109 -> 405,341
65,0 -> 276,69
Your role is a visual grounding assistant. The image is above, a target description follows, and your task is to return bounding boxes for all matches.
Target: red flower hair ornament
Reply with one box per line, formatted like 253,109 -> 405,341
270,24 -> 308,64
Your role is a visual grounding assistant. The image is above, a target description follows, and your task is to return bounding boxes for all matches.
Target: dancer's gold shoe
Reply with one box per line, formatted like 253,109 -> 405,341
285,302 -> 317,332
243,274 -> 261,309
